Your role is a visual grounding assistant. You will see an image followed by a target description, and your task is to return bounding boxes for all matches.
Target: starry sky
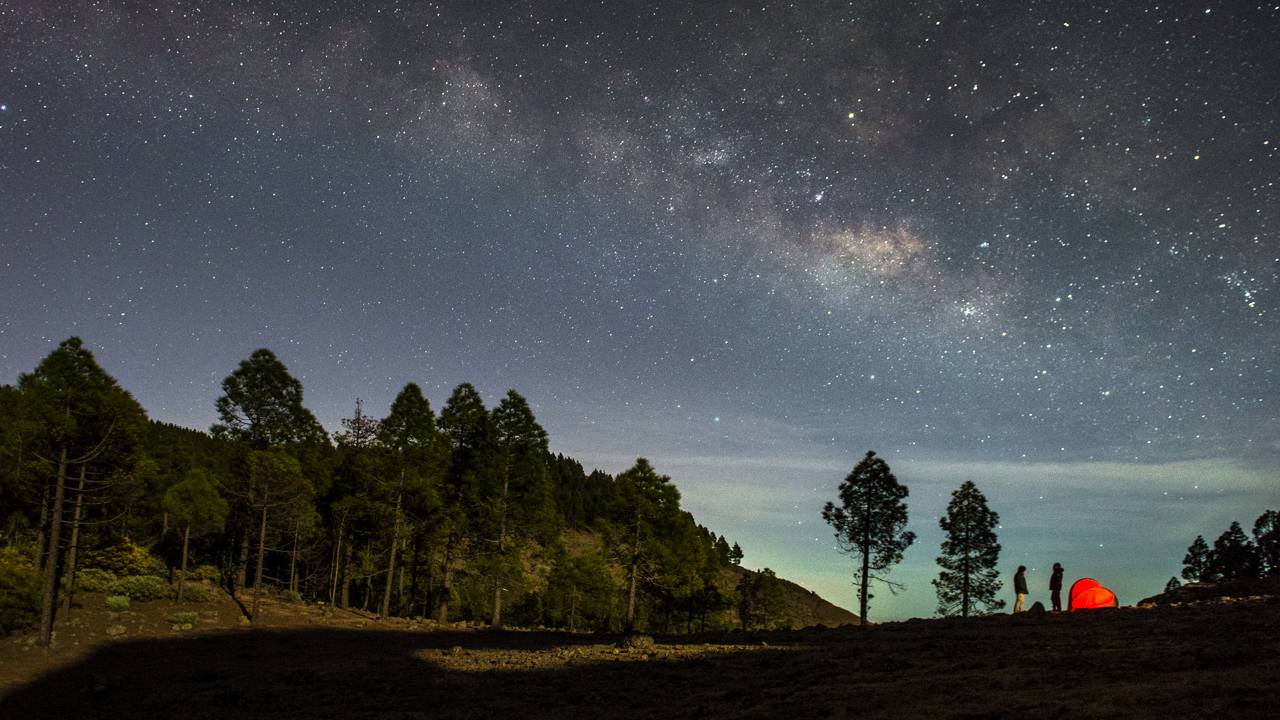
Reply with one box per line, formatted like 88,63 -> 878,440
2,1 -> 1278,619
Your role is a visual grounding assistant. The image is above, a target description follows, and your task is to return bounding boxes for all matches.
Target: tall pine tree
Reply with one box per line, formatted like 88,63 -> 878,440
1182,535 -> 1210,581
821,450 -> 916,626
932,481 -> 1004,617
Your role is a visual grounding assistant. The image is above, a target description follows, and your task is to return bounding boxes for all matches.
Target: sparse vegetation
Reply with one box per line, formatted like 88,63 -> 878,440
0,546 -> 40,634
166,611 -> 198,626
104,595 -> 130,612
110,575 -> 167,602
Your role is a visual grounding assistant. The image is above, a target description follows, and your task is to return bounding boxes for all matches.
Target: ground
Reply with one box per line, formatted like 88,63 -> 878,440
1,591 -> 1277,719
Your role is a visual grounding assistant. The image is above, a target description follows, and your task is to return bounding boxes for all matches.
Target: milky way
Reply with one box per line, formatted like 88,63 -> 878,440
2,1 -> 1277,618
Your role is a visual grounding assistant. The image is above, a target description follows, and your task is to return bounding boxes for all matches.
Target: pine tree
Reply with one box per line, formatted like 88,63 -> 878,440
163,470 -> 229,603
487,390 -> 553,627
1182,535 -> 1210,581
376,383 -> 443,618
16,338 -> 147,645
612,458 -> 681,632
211,349 -> 325,447
1164,576 -> 1181,593
821,450 -> 916,626
1206,521 -> 1259,581
1253,510 -> 1279,577
434,383 -> 494,622
932,481 -> 1004,617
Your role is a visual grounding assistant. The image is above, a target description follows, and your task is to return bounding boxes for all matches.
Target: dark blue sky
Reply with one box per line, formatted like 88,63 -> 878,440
2,1 -> 1277,618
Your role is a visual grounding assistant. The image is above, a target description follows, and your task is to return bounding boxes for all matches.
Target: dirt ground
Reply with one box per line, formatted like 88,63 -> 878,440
1,591 -> 1277,719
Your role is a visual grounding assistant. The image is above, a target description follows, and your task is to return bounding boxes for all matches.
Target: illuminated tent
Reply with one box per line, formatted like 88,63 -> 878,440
1068,577 -> 1118,610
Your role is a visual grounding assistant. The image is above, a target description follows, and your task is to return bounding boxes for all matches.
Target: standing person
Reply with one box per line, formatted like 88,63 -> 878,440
1013,565 -> 1028,612
1049,562 -> 1064,612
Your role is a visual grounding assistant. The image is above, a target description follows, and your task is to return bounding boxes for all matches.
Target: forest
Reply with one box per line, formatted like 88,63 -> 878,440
0,338 -> 799,644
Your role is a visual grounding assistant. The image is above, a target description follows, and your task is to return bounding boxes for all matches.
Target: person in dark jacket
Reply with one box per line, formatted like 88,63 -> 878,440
1049,562 -> 1064,612
1013,565 -> 1028,612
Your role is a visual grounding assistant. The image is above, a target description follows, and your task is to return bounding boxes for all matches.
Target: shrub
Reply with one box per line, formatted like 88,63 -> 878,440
110,575 -> 168,601
167,611 -> 199,626
105,595 -> 130,612
86,540 -> 166,577
0,547 -> 41,634
75,568 -> 118,593
190,565 -> 222,582
174,581 -> 219,603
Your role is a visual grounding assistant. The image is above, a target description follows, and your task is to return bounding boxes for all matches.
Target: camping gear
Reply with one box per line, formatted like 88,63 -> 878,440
1068,577 -> 1118,610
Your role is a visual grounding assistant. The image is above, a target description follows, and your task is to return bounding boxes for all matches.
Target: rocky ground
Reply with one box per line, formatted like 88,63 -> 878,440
1,590 -> 1277,719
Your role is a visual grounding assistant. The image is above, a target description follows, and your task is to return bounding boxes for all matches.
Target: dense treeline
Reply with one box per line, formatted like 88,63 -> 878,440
1179,512 -> 1280,584
0,339 -> 770,642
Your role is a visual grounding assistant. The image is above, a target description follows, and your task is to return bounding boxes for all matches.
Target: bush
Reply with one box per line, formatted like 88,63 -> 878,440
87,540 -> 166,577
105,595 -> 130,612
110,575 -> 168,601
166,611 -> 199,626
174,581 -> 219,603
75,567 -> 118,593
0,547 -> 41,634
189,565 -> 222,582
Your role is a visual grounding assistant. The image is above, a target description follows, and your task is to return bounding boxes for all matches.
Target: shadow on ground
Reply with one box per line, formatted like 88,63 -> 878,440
4,603 -> 1279,719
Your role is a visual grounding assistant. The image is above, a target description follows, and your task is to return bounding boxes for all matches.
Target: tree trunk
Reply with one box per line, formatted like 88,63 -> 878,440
438,538 -> 454,624
38,446 -> 68,646
340,542 -> 352,609
380,490 -> 402,618
329,519 -> 344,607
62,464 -> 88,613
491,466 -> 510,629
176,525 -> 191,603
569,582 -> 577,633
396,535 -> 407,616
33,482 -> 51,570
251,505 -> 268,624
859,500 -> 871,628
289,521 -> 299,596
236,529 -> 250,590
625,517 -> 640,632
408,533 -> 422,618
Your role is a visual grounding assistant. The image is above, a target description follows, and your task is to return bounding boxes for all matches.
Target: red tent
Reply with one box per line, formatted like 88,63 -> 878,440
1068,577 -> 1118,610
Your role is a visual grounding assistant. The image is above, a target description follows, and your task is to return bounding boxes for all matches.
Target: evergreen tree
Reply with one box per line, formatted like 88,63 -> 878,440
1206,521 -> 1259,581
821,450 -> 916,626
434,383 -> 494,622
212,349 -> 324,591
163,470 -> 229,602
487,390 -> 554,627
1164,576 -> 1181,593
212,349 -> 325,447
376,384 -> 444,618
1253,510 -> 1280,577
16,338 -> 147,645
1181,535 -> 1210,582
611,458 -> 681,632
242,449 -> 311,623
932,481 -> 1004,617
729,542 -> 743,565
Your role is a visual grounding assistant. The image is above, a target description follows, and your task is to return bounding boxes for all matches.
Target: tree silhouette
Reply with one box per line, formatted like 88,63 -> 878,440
1253,510 -> 1279,577
1182,535 -> 1210,581
821,450 -> 916,626
16,338 -> 147,645
933,481 -> 1004,617
1206,522 -> 1259,581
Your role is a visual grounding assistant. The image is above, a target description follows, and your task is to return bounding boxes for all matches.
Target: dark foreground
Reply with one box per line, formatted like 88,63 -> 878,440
3,601 -> 1277,719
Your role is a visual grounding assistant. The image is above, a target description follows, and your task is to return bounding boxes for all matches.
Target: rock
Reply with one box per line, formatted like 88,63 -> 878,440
1028,601 -> 1046,615
105,624 -> 126,637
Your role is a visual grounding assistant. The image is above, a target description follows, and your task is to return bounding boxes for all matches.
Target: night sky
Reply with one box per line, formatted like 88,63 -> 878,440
3,1 -> 1278,619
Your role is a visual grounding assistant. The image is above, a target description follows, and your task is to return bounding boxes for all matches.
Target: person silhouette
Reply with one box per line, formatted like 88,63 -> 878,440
1049,562 -> 1064,612
1013,565 -> 1028,612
